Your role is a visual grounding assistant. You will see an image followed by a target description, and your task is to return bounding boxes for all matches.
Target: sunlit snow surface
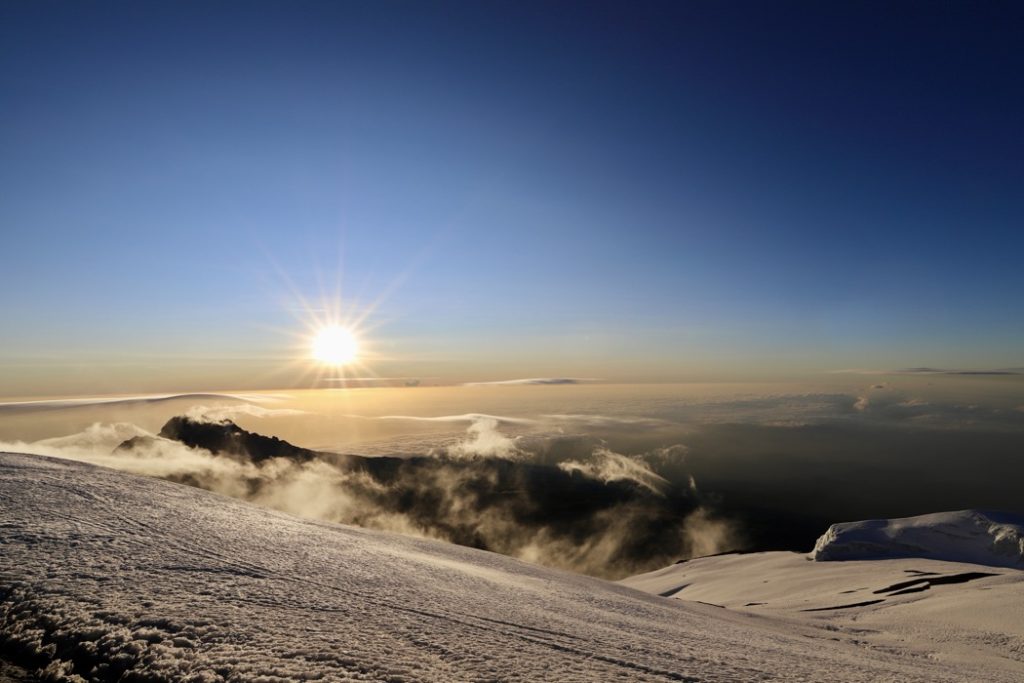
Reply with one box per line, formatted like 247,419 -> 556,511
1,452 -> 1020,682
624,552 -> 1024,682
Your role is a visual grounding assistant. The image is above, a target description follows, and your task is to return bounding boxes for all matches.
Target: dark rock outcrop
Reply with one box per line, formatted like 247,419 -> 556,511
113,435 -> 162,453
155,416 -> 318,463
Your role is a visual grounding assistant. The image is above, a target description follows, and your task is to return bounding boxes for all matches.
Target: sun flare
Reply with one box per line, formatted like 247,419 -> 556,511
311,325 -> 359,366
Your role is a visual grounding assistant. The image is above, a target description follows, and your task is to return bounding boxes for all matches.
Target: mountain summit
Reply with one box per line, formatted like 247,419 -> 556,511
156,415 -> 317,463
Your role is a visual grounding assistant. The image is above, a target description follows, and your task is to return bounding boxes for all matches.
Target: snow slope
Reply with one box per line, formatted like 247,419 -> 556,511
0,452 -> 1019,683
623,551 -> 1024,681
811,509 -> 1024,567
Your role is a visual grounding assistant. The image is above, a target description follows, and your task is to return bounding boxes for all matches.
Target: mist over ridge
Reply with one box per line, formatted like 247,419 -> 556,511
118,412 -> 745,579
0,381 -> 1021,578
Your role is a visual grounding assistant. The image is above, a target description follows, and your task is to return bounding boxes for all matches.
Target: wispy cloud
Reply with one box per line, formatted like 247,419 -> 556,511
185,404 -> 308,421
371,413 -> 674,431
558,447 -> 669,494
541,414 -> 673,429
376,413 -> 538,426
323,377 -> 428,384
0,393 -> 289,414
830,367 -> 1022,376
462,378 -> 599,386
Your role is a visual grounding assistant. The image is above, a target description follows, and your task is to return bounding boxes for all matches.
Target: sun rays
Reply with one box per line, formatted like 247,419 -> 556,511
254,257 -> 391,391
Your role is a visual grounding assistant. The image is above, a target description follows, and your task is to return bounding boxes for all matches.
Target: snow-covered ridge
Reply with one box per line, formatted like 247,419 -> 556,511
1,451 -> 1004,682
811,509 -> 1024,568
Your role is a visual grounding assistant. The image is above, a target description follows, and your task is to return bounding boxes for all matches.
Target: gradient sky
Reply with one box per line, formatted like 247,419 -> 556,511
2,1 -> 1022,395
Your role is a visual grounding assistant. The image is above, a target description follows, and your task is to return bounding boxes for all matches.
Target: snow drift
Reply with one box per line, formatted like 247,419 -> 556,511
811,509 -> 1024,568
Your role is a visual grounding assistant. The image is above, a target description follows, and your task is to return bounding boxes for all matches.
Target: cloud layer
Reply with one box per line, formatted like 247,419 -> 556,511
0,392 -> 286,414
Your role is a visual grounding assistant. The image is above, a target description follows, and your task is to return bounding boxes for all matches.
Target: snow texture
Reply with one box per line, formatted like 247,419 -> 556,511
0,452 -> 1018,682
623,551 -> 1024,682
811,509 -> 1024,567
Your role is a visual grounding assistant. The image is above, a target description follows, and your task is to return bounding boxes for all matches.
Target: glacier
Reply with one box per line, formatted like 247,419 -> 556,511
810,509 -> 1024,567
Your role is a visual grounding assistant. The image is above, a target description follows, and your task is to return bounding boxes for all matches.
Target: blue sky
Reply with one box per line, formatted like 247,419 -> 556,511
1,1 -> 1022,393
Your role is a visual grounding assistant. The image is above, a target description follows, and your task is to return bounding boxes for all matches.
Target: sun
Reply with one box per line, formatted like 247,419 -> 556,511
310,325 -> 360,366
